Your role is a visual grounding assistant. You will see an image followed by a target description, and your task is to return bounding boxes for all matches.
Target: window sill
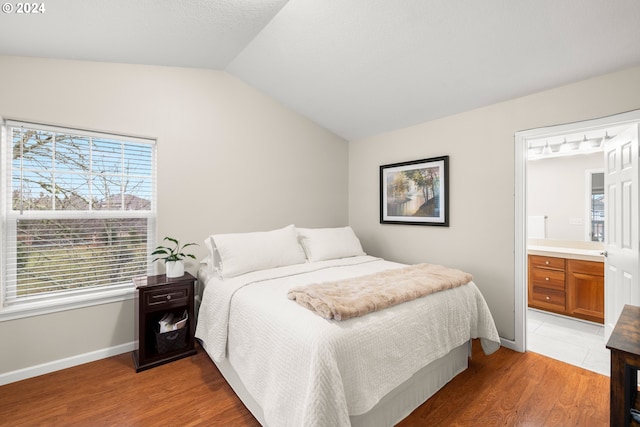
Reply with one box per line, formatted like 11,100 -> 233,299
0,287 -> 136,322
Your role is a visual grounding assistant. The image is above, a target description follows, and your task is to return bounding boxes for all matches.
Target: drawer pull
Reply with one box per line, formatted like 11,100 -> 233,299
545,277 -> 550,281
545,296 -> 550,300
167,295 -> 172,300
545,261 -> 550,265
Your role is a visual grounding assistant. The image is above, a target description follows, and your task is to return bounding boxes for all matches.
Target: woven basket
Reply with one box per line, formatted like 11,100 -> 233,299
155,326 -> 187,354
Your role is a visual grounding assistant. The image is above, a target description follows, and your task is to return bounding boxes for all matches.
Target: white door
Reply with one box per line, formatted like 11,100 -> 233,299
604,124 -> 640,341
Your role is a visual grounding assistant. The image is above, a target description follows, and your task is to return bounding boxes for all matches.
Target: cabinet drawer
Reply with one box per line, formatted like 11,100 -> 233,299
567,259 -> 604,277
531,286 -> 565,310
530,268 -> 565,290
529,255 -> 565,270
144,288 -> 189,309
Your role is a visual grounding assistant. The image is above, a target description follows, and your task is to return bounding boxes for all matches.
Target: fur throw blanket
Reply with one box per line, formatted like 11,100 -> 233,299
287,263 -> 472,320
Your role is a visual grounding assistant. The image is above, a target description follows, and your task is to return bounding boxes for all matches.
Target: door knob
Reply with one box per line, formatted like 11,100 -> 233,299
600,251 -> 608,257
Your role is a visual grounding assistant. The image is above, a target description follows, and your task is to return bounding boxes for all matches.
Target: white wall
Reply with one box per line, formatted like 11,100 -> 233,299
0,56 -> 348,377
528,152 -> 602,241
2,55 -> 640,379
349,65 -> 640,341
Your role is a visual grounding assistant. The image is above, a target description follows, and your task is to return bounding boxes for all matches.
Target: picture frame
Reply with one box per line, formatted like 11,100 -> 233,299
380,155 -> 449,226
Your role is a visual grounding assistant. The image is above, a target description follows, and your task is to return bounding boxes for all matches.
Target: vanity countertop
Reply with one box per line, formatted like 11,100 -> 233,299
527,239 -> 604,262
528,245 -> 604,262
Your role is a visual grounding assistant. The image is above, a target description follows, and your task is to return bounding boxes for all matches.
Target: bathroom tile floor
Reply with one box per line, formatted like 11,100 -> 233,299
527,308 -> 609,376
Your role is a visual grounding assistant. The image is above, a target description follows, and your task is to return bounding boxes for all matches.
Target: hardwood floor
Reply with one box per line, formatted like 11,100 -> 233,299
397,341 -> 609,427
0,340 -> 608,426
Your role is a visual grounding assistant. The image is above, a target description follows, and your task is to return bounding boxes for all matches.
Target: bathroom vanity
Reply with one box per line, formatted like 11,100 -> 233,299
528,242 -> 604,324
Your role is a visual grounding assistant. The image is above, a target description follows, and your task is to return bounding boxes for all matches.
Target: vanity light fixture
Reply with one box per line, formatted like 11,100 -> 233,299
579,135 -> 591,150
529,129 -> 618,161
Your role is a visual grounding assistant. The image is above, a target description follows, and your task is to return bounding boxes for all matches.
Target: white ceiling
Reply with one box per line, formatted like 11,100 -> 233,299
2,0 -> 640,141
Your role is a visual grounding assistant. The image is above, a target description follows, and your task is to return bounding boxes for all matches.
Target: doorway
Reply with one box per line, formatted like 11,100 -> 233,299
514,110 -> 640,364
526,138 -> 610,374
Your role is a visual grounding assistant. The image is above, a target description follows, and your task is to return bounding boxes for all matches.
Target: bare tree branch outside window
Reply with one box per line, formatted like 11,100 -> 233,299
7,124 -> 155,301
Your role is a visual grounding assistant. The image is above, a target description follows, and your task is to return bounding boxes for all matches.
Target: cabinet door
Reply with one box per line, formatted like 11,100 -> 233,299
567,260 -> 604,324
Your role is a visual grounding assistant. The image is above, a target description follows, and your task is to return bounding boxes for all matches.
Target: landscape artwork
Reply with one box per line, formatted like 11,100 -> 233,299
380,156 -> 449,226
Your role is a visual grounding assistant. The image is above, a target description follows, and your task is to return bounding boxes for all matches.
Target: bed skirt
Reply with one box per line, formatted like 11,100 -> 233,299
211,341 -> 470,427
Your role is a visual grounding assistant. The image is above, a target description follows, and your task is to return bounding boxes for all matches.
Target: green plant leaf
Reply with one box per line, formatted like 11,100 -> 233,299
164,237 -> 179,245
151,236 -> 198,263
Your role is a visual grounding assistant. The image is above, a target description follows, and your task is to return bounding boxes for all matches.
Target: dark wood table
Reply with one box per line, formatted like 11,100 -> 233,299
132,272 -> 197,372
606,304 -> 640,426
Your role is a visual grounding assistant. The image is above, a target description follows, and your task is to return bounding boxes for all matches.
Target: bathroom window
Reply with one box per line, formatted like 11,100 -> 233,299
589,172 -> 604,242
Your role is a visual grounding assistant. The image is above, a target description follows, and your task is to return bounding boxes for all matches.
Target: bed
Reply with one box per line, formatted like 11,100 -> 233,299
195,225 -> 500,427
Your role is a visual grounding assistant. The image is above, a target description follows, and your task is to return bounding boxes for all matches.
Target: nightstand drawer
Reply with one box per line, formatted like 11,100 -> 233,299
144,288 -> 189,309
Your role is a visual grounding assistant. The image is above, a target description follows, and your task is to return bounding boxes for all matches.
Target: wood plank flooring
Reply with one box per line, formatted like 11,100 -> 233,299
0,340 -> 609,426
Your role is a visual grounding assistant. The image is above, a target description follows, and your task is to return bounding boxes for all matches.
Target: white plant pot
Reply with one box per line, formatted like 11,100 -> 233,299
165,260 -> 184,278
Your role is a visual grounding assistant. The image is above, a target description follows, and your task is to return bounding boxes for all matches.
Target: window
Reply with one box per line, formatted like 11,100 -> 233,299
1,120 -> 156,319
589,172 -> 605,242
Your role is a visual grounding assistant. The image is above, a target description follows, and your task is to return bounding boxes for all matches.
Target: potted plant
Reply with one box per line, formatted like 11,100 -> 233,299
152,237 -> 198,278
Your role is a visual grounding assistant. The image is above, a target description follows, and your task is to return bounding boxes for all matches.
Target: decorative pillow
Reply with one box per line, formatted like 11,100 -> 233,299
296,226 -> 366,262
209,225 -> 307,278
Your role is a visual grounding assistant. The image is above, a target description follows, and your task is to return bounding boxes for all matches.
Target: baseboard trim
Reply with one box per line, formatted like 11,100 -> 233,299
499,337 -> 520,352
0,341 -> 135,386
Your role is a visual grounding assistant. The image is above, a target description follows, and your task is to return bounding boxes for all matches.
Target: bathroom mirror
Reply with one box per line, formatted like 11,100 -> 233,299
527,152 -> 604,242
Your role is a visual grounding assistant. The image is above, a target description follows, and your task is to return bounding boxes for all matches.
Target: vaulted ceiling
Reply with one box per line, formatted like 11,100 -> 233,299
1,0 -> 640,140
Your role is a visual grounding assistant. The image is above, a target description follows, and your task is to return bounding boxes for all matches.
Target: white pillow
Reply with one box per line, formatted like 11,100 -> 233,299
209,225 -> 307,278
203,236 -> 221,271
296,226 -> 366,262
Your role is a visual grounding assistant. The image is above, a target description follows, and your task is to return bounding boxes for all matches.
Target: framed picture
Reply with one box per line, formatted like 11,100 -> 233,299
380,156 -> 449,226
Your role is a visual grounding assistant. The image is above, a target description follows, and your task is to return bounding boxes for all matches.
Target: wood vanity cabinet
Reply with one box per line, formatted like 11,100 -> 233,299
566,259 -> 604,324
528,254 -> 604,324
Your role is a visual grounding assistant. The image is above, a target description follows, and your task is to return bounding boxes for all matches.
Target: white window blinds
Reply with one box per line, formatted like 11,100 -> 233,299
2,121 -> 156,307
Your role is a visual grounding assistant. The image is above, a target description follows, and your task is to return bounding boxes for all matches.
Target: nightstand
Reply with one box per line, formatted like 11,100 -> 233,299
607,304 -> 640,426
132,272 -> 197,372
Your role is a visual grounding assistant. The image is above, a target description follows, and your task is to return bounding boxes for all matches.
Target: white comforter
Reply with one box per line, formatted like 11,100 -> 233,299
195,256 -> 500,427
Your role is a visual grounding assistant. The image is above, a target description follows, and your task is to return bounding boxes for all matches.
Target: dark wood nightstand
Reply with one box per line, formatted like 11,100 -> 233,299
606,304 -> 640,426
132,272 -> 197,372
